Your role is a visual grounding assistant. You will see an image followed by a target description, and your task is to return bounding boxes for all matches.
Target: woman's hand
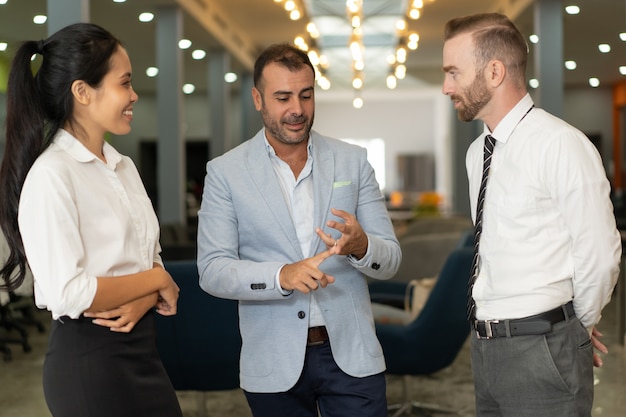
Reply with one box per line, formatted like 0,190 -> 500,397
84,292 -> 159,333
154,267 -> 180,316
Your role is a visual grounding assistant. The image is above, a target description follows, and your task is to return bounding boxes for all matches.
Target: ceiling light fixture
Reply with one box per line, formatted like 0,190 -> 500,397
139,12 -> 154,23
564,60 -> 577,70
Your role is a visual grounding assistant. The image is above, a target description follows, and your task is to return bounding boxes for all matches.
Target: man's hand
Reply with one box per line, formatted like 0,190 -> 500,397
84,292 -> 159,333
280,249 -> 336,294
591,327 -> 608,367
316,208 -> 368,259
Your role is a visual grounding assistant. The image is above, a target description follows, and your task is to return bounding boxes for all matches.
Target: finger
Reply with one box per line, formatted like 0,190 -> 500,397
593,353 -> 603,367
110,323 -> 135,333
90,317 -> 123,328
330,207 -> 350,220
315,228 -> 335,247
312,248 -> 336,264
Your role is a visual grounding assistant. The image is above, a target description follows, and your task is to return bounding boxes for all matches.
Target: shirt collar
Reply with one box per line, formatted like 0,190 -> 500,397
54,129 -> 122,169
263,130 -> 313,158
483,93 -> 534,144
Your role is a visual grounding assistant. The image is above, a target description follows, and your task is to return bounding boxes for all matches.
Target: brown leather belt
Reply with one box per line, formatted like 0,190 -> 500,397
307,326 -> 329,346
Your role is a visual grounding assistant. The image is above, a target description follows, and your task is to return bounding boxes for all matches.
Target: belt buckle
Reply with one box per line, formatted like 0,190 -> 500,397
475,319 -> 499,339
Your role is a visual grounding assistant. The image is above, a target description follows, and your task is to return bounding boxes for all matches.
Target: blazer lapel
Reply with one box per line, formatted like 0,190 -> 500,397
310,133 -> 336,257
246,133 -> 304,259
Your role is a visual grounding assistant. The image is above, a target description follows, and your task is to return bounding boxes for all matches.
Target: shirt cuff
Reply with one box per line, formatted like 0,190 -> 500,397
275,264 -> 293,296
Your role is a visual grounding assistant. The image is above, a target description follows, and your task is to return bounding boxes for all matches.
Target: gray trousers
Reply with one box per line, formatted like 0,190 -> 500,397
471,315 -> 593,417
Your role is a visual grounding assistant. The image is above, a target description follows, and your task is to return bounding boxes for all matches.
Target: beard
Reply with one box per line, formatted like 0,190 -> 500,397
452,75 -> 492,122
261,108 -> 314,146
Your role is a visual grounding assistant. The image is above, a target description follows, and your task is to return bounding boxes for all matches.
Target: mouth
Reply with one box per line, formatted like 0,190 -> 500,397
123,109 -> 133,119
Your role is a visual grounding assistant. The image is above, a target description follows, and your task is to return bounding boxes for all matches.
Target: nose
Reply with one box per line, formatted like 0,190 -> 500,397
290,98 -> 303,115
131,87 -> 139,103
441,76 -> 452,96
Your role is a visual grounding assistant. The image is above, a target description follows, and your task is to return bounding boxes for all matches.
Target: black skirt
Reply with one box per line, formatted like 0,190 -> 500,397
43,310 -> 182,417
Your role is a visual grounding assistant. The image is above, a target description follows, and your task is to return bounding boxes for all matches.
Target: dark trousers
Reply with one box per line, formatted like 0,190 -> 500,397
244,341 -> 387,417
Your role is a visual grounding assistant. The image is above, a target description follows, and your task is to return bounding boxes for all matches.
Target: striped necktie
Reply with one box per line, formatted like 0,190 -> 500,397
467,134 -> 496,321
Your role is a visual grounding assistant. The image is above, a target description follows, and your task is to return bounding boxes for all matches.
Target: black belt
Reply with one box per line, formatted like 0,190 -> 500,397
307,326 -> 329,346
474,301 -> 575,339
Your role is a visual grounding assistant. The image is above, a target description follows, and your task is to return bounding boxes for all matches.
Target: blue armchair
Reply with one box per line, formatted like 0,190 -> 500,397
370,246 -> 474,416
154,260 -> 241,415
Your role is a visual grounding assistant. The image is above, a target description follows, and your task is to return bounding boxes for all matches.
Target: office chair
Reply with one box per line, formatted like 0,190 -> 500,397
154,260 -> 242,417
0,292 -> 38,361
371,247 -> 473,416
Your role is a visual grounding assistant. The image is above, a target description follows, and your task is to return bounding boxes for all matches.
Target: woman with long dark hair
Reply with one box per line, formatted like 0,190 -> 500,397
0,23 -> 183,417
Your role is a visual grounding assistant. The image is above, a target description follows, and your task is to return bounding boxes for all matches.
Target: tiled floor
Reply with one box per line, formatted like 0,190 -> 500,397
1,296 -> 624,417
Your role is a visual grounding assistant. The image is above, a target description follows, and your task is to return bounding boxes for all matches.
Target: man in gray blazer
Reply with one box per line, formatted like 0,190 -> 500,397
197,43 -> 401,417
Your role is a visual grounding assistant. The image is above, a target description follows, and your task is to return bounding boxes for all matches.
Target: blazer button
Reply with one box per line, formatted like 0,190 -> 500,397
298,311 -> 306,319
371,263 -> 380,270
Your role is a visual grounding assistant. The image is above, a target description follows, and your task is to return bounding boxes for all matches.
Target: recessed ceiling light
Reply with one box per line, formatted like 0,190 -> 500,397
598,44 -> 611,53
620,33 -> 626,41
182,83 -> 195,94
191,49 -> 206,60
529,79 -> 539,89
0,42 -> 7,51
139,12 -> 154,23
620,66 -> 626,76
178,39 -> 192,50
0,0 -> 8,5
565,5 -> 580,15
589,78 -> 600,87
564,60 -> 577,70
529,34 -> 539,44
224,72 -> 238,83
33,15 -> 47,24
146,67 -> 159,77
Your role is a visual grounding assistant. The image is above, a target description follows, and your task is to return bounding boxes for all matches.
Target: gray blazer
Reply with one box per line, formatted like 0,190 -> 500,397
197,129 -> 401,392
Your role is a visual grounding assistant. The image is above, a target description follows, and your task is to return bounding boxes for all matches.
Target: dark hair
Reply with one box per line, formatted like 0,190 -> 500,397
444,13 -> 528,87
253,43 -> 315,91
0,23 -> 122,291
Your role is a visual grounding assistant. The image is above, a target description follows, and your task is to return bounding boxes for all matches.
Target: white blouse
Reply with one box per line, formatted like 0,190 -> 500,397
18,129 -> 162,319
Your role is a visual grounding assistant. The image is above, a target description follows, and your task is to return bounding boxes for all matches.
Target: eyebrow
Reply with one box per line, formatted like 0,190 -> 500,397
272,86 -> 314,96
442,65 -> 457,72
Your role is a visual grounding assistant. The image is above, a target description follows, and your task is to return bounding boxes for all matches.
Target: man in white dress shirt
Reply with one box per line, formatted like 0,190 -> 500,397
442,13 -> 621,417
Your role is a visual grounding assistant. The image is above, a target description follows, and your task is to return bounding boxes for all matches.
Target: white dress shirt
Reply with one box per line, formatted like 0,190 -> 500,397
18,129 -> 162,319
467,94 -> 621,329
266,135 -> 373,328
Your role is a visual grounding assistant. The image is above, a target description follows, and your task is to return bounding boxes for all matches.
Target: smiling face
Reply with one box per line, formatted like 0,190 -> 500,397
252,62 -> 315,147
85,46 -> 138,138
442,32 -> 492,122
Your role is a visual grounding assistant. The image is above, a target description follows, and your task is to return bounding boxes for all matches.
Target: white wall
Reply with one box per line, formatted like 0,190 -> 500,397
314,88 -> 453,199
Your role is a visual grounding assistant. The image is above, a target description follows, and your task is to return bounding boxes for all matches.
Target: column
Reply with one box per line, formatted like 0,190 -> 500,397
208,50 -> 231,157
46,0 -> 88,34
240,72 -> 262,142
533,0 -> 564,117
156,7 -> 185,225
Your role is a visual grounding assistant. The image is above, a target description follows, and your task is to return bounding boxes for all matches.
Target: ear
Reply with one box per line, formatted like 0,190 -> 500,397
251,86 -> 262,111
485,60 -> 506,87
70,80 -> 91,105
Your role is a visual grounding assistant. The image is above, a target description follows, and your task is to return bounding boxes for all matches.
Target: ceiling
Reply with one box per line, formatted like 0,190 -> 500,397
0,0 -> 625,96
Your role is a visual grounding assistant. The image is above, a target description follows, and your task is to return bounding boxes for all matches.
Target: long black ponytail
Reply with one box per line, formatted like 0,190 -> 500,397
0,23 -> 120,290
